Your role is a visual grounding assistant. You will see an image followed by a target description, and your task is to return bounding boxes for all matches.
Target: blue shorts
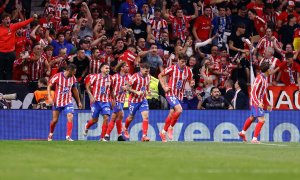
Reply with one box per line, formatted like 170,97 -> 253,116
250,105 -> 264,117
52,103 -> 74,114
113,102 -> 124,113
166,96 -> 182,109
129,99 -> 149,116
91,101 -> 111,118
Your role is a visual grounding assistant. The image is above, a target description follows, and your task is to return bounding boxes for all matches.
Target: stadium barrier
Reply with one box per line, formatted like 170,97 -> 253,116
0,110 -> 299,142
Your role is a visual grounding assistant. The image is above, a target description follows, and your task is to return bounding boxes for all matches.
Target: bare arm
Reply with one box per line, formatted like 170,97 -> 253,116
47,83 -> 54,105
192,25 -> 200,41
190,3 -> 199,19
72,87 -> 82,109
162,0 -> 169,19
138,50 -> 149,58
30,24 -> 40,40
45,29 -> 53,43
85,81 -> 95,103
82,2 -> 93,28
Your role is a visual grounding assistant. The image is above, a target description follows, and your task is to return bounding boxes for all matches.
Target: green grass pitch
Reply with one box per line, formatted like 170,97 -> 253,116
0,141 -> 300,180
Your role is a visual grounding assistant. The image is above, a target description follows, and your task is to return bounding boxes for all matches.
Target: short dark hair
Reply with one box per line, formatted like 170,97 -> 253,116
285,52 -> 294,59
140,63 -> 150,69
91,47 -> 99,54
66,63 -> 76,71
260,61 -> 270,73
44,45 -> 54,51
178,53 -> 188,61
210,87 -> 218,94
248,9 -> 257,15
115,61 -> 127,73
38,77 -> 48,86
100,62 -> 109,70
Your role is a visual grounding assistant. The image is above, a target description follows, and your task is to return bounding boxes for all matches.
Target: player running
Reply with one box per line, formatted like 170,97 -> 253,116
47,63 -> 82,141
84,63 -> 114,141
158,53 -> 194,142
104,61 -> 130,141
123,63 -> 151,141
238,61 -> 272,144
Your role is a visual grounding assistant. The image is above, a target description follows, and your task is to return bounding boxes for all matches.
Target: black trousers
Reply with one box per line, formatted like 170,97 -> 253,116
0,51 -> 16,80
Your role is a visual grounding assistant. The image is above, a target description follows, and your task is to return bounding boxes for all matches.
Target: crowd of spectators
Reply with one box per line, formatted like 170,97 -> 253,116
1,0 -> 300,110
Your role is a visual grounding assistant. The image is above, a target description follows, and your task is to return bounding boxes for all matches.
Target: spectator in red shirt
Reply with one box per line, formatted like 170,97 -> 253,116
162,0 -> 198,41
274,52 -> 300,87
246,0 -> 264,17
0,13 -> 37,80
248,9 -> 266,38
277,1 -> 299,29
193,6 -> 212,42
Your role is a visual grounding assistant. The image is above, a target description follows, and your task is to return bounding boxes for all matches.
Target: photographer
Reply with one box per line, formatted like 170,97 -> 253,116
31,77 -> 54,109
0,93 -> 10,109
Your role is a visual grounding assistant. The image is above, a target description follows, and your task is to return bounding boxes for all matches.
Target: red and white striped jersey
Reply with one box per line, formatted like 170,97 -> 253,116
89,56 -> 103,74
112,73 -> 131,103
100,52 -> 114,65
164,64 -> 193,100
119,50 -> 137,75
129,72 -> 151,103
250,73 -> 268,106
256,36 -> 281,55
259,57 -> 281,83
49,72 -> 77,107
168,15 -> 192,41
29,55 -> 48,81
148,17 -> 168,39
90,74 -> 112,102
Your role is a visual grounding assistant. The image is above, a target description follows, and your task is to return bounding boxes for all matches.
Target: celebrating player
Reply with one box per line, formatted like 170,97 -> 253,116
84,63 -> 113,141
238,61 -> 271,144
47,63 -> 82,141
123,63 -> 151,141
158,53 -> 194,142
104,61 -> 130,141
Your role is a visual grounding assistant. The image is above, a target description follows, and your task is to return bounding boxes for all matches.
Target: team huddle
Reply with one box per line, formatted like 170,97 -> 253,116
46,53 -> 271,143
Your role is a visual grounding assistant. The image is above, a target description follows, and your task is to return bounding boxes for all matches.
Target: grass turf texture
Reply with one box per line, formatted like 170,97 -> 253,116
0,141 -> 300,180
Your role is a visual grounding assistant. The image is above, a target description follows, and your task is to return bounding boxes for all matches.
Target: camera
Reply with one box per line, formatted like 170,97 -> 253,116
0,93 -> 17,109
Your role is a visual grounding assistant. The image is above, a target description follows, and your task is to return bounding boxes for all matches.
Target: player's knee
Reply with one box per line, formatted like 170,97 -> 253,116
67,113 -> 73,119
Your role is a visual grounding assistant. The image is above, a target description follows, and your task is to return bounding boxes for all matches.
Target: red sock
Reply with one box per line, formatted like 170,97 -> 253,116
66,121 -> 73,137
101,122 -> 108,138
142,119 -> 149,136
163,116 -> 172,131
116,119 -> 123,135
125,118 -> 131,129
106,120 -> 115,136
254,121 -> 264,138
243,117 -> 253,131
86,119 -> 96,129
50,121 -> 57,133
171,111 -> 181,127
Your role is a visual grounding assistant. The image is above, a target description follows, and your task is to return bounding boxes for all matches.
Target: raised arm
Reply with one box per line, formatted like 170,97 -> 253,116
11,14 -> 37,31
190,3 -> 199,19
162,0 -> 170,19
30,24 -> 40,40
81,2 -> 93,28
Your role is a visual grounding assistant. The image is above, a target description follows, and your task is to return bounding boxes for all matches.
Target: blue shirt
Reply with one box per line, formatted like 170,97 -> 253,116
51,40 -> 74,56
119,2 -> 138,27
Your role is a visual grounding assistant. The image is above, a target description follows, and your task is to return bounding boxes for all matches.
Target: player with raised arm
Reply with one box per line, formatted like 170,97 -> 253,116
84,63 -> 113,141
47,63 -> 82,141
123,63 -> 151,141
158,53 -> 194,142
104,61 -> 130,141
238,61 -> 272,144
